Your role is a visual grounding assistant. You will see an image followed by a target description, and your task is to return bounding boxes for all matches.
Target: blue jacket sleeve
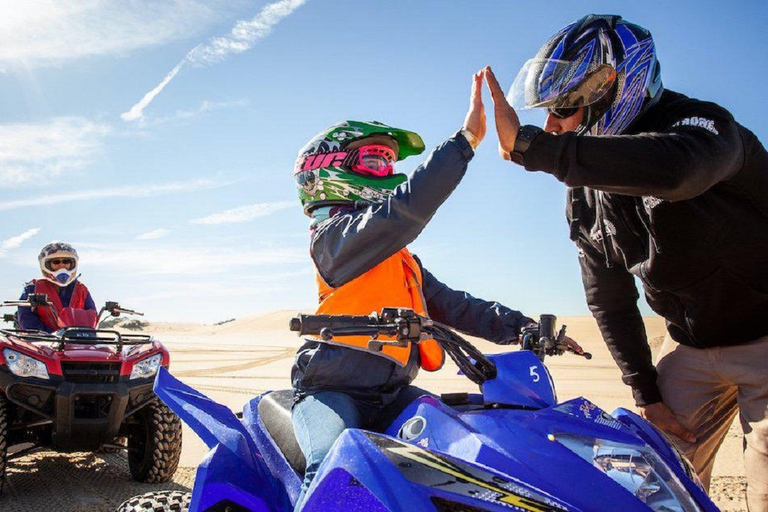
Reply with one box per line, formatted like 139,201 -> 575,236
417,257 -> 534,344
311,132 -> 475,288
84,291 -> 96,312
17,283 -> 48,332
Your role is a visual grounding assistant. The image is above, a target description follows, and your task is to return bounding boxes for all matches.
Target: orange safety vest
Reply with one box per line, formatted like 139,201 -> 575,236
32,279 -> 90,332
315,248 -> 445,371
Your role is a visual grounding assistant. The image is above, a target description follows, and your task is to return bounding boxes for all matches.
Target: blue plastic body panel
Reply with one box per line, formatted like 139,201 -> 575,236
154,350 -> 719,512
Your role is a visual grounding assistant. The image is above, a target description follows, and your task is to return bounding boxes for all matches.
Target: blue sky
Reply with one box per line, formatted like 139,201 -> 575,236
1,0 -> 766,323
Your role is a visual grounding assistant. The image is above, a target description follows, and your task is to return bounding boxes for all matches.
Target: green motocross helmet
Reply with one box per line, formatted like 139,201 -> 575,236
294,120 -> 425,216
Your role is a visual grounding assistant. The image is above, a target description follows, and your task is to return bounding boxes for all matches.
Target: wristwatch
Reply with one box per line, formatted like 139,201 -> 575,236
509,125 -> 544,165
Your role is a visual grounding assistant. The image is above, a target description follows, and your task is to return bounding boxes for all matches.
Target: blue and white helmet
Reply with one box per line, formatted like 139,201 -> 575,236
38,242 -> 79,287
508,14 -> 663,135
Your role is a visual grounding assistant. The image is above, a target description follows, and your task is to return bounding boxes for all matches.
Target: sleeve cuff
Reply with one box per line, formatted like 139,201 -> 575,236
622,371 -> 663,406
459,128 -> 480,150
519,131 -> 577,182
453,130 -> 476,160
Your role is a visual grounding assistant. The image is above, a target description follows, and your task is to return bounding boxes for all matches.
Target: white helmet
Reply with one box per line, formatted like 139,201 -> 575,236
38,242 -> 79,287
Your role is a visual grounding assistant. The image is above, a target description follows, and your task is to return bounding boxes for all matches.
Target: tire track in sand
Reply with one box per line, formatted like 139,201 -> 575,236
172,348 -> 294,378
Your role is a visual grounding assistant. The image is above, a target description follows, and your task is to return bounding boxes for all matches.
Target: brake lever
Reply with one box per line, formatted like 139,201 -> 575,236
553,324 -> 592,359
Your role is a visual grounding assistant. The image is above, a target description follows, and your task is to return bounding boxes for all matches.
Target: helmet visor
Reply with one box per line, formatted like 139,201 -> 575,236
348,144 -> 397,177
508,58 -> 617,110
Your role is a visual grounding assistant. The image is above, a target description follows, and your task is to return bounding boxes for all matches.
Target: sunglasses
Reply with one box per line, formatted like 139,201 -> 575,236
347,144 -> 397,177
547,105 -> 581,119
50,259 -> 74,266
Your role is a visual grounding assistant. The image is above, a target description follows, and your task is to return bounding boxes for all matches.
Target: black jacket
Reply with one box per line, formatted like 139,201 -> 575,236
292,133 -> 533,403
522,89 -> 768,406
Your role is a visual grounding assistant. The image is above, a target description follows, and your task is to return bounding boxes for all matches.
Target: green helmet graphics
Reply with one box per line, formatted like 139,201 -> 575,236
294,120 -> 425,216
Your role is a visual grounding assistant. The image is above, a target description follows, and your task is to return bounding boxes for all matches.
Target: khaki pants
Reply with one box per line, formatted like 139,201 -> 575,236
656,334 -> 768,512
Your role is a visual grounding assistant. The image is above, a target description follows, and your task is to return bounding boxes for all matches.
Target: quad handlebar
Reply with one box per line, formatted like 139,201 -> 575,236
98,301 -> 143,323
290,308 -> 590,385
523,314 -> 592,361
1,293 -> 51,309
1,296 -> 144,330
289,308 -> 427,348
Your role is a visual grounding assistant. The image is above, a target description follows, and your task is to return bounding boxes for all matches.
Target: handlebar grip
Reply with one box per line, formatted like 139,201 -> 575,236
538,314 -> 556,340
290,314 -> 377,336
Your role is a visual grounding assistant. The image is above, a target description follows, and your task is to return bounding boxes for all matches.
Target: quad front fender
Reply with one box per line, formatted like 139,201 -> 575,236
154,367 -> 291,511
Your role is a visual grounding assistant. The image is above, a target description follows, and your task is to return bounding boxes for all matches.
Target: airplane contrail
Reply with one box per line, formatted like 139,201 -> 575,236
0,228 -> 41,257
121,0 -> 307,122
121,62 -> 183,122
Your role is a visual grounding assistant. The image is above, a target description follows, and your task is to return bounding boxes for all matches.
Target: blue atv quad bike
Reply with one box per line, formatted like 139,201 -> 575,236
118,309 -> 718,512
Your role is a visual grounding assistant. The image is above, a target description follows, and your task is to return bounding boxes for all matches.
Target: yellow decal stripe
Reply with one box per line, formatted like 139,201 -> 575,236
388,444 -> 553,512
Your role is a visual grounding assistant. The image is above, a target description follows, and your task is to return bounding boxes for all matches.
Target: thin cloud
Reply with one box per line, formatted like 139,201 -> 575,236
0,117 -> 110,186
184,0 -> 307,66
136,229 -> 170,240
190,201 -> 294,225
0,1 -> 224,71
121,0 -> 307,122
145,99 -> 250,127
0,180 -> 222,212
0,228 -> 41,258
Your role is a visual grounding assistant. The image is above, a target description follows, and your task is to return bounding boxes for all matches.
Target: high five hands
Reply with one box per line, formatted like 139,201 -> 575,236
463,67 -> 523,160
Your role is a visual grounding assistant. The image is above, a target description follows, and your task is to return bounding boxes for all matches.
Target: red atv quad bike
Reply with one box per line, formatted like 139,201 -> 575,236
0,294 -> 182,493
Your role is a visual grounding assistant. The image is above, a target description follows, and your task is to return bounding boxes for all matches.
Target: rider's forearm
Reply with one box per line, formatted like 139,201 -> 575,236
522,111 -> 742,202
590,300 -> 661,406
84,292 -> 96,311
17,307 -> 47,331
580,249 -> 661,406
312,133 -> 474,288
578,240 -> 661,405
420,263 -> 533,344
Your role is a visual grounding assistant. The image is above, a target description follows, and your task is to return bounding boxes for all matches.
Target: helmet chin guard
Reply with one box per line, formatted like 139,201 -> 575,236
45,269 -> 78,287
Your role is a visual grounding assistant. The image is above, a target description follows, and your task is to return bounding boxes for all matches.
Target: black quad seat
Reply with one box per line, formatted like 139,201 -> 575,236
257,387 -> 434,476
258,390 -> 307,474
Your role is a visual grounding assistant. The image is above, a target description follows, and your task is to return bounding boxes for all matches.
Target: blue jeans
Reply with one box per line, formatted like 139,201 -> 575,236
291,391 -> 372,510
291,387 -> 429,511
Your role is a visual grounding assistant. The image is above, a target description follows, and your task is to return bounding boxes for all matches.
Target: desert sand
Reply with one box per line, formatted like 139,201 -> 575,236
0,312 -> 747,511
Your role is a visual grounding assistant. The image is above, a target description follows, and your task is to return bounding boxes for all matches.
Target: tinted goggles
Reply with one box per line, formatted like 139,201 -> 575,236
346,144 -> 397,177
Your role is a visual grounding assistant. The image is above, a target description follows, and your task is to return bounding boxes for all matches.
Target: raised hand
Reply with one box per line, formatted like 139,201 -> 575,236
462,70 -> 486,148
483,66 -> 520,160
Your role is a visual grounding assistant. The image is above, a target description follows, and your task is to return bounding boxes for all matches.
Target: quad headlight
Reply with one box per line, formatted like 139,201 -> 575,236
3,348 -> 50,379
555,434 -> 702,511
130,353 -> 163,380
668,439 -> 704,490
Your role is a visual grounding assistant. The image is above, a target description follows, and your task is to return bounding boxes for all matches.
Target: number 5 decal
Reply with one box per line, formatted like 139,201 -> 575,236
529,365 -> 540,383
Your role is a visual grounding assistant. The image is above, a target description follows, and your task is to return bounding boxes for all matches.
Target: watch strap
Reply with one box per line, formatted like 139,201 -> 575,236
510,125 -> 544,165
